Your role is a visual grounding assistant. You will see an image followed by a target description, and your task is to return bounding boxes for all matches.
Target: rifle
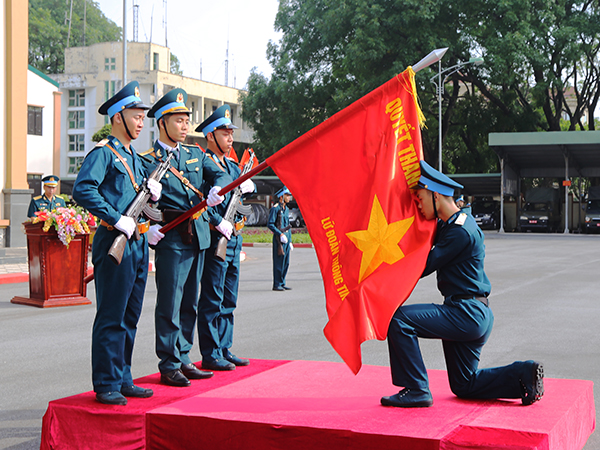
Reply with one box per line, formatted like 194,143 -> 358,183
214,151 -> 256,261
107,151 -> 174,265
276,206 -> 292,256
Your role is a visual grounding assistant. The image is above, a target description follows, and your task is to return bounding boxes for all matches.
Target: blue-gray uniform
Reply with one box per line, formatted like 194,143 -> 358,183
385,160 -> 543,407
27,194 -> 66,217
142,141 -> 230,374
198,150 -> 244,364
73,134 -> 150,394
267,192 -> 292,290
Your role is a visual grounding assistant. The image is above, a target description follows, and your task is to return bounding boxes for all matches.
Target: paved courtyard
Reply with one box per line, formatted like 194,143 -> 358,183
0,232 -> 598,449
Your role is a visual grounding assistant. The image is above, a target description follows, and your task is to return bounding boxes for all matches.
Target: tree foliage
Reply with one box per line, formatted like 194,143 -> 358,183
29,0 -> 121,74
241,0 -> 600,174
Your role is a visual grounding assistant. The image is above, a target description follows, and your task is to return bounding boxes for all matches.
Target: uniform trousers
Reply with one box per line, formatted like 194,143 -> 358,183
388,297 -> 528,399
91,227 -> 149,393
272,239 -> 290,289
154,246 -> 204,373
198,232 -> 242,362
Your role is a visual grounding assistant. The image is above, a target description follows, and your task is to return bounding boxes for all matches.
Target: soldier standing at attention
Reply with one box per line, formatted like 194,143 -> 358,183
73,81 -> 162,406
268,187 -> 293,291
196,105 -> 255,372
27,175 -> 66,217
142,89 -> 230,387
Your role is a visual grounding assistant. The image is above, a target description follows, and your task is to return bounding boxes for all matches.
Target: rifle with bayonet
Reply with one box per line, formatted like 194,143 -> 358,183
107,151 -> 174,265
214,151 -> 256,261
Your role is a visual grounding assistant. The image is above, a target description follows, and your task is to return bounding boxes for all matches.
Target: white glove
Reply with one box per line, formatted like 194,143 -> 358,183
207,186 -> 224,207
147,224 -> 165,245
280,234 -> 288,244
216,219 -> 233,240
115,216 -> 136,239
240,179 -> 255,194
147,178 -> 162,201
290,242 -> 294,251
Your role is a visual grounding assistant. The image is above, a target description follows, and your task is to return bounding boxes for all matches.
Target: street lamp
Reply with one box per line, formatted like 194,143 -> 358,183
430,56 -> 484,172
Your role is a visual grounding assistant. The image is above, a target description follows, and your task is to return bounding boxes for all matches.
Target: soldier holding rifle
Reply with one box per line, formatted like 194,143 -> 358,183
268,187 -> 293,291
141,89 -> 230,387
197,105 -> 255,371
73,82 -> 162,406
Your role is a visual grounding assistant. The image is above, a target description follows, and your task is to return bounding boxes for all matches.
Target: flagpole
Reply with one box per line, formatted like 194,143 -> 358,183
159,160 -> 270,234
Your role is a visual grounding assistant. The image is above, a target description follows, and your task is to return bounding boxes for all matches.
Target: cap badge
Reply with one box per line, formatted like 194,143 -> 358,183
225,109 -> 230,119
134,86 -> 140,98
176,93 -> 184,103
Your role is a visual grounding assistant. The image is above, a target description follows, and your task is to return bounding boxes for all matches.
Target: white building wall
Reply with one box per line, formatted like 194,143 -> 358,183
27,69 -> 58,179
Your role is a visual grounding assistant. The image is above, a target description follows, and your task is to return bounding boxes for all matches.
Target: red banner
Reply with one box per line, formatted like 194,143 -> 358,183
266,69 -> 436,374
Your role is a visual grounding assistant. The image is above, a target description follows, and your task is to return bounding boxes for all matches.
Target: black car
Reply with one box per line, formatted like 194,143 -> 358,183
471,200 -> 500,230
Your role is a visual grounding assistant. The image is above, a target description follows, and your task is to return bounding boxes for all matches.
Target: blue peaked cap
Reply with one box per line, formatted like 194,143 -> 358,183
416,160 -> 463,197
148,88 -> 190,120
195,104 -> 238,136
98,81 -> 150,117
276,187 -> 291,197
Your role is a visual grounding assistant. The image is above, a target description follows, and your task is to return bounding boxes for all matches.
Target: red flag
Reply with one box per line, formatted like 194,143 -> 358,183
238,148 -> 258,170
266,68 -> 436,374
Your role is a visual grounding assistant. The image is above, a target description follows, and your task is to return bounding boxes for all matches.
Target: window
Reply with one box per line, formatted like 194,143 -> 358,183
104,81 -> 117,101
68,134 -> 85,152
27,106 -> 43,135
150,131 -> 155,143
105,57 -> 116,71
153,53 -> 159,70
68,157 -> 84,174
150,118 -> 155,128
68,110 -> 85,129
68,89 -> 85,107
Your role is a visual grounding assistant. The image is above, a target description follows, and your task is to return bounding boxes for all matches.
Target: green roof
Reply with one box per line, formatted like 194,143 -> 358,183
28,65 -> 60,88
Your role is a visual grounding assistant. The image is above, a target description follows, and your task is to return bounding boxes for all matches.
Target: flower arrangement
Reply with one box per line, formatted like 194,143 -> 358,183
30,206 -> 97,247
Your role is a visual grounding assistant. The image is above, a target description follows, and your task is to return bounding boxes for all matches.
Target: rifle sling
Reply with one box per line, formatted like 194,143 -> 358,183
106,143 -> 139,192
147,150 -> 204,200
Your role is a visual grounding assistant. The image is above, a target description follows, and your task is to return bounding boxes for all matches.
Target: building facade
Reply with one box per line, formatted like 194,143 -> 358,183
50,41 -> 254,194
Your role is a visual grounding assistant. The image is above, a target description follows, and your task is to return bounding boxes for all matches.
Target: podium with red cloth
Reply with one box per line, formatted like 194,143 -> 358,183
11,221 -> 92,308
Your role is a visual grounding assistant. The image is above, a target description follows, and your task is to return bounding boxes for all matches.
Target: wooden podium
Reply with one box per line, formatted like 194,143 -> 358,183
11,222 -> 92,308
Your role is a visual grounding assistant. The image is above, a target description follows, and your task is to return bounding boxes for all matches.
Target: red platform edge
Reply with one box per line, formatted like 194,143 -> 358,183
41,360 -> 595,450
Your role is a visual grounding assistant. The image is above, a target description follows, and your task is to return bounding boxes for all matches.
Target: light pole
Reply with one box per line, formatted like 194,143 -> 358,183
430,56 -> 484,172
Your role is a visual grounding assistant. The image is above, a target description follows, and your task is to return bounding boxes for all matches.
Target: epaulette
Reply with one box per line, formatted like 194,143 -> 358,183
182,143 -> 205,153
33,195 -> 42,200
455,213 -> 467,226
140,148 -> 155,156
96,139 -> 109,147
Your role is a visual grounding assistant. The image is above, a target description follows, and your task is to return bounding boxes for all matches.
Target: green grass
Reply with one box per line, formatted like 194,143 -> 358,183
242,226 -> 313,244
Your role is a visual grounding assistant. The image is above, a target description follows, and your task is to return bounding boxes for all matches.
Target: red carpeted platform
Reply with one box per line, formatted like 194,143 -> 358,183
41,359 -> 595,450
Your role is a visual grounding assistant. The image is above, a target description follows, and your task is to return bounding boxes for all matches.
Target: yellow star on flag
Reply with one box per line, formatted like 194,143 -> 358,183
346,195 -> 415,283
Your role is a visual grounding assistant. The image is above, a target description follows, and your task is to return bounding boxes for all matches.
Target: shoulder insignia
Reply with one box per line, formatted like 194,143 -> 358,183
455,213 -> 467,226
140,148 -> 155,156
33,195 -> 42,200
97,139 -> 109,147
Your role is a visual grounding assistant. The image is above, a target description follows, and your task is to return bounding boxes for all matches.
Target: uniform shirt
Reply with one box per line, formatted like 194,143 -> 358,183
141,141 -> 231,250
268,203 -> 291,235
204,150 -> 242,227
422,210 -> 491,299
27,194 -> 67,217
72,136 -> 147,224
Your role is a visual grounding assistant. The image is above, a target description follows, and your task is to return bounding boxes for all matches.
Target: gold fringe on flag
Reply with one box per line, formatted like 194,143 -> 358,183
402,67 -> 427,129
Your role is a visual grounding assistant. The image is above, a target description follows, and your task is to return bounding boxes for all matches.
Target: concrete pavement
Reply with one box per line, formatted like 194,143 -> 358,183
0,233 -> 598,449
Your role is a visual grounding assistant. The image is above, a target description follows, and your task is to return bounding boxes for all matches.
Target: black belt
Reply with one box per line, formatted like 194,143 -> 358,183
454,295 -> 489,307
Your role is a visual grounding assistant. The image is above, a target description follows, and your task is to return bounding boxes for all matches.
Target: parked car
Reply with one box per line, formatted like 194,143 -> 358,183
471,200 -> 500,230
289,207 -> 304,228
245,203 -> 269,226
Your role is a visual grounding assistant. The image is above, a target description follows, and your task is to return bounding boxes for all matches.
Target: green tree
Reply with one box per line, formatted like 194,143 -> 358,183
241,0 -> 600,174
170,53 -> 183,75
29,0 -> 121,73
92,124 -> 111,142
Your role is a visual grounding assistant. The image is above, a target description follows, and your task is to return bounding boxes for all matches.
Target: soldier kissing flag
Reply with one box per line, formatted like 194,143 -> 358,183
266,68 -> 436,374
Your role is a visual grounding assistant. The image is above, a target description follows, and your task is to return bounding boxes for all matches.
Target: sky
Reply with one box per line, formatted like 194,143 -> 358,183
94,0 -> 282,89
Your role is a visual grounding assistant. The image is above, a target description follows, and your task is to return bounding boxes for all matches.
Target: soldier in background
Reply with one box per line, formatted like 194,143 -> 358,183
27,175 -> 66,217
268,187 -> 293,291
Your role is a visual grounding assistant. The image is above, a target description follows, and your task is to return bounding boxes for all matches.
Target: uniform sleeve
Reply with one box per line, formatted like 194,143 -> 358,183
422,225 -> 470,278
27,199 -> 37,218
72,148 -> 122,225
267,205 -> 281,234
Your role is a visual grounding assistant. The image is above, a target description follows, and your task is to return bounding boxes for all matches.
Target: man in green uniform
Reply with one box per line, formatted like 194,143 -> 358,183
382,160 -> 544,408
27,175 -> 66,217
196,105 -> 255,371
73,81 -> 162,406
142,88 -> 230,387
267,187 -> 293,291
